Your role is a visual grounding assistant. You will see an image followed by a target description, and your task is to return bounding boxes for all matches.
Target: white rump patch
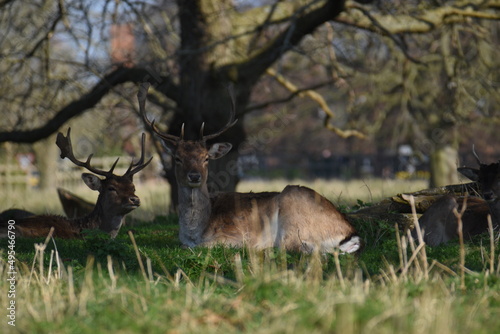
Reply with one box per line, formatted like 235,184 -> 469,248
306,236 -> 362,254
339,236 -> 362,254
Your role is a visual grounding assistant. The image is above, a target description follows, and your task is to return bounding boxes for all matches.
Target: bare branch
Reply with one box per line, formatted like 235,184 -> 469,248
338,1 -> 500,35
266,68 -> 366,139
25,8 -> 62,58
0,67 -> 178,143
245,80 -> 336,113
233,0 -> 348,83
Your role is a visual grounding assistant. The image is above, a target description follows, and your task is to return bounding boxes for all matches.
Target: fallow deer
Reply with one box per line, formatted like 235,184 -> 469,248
139,83 -> 361,253
0,128 -> 152,239
412,148 -> 500,246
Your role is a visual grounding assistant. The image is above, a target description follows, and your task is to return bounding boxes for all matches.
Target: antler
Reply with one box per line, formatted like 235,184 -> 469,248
200,85 -> 238,142
138,82 -> 181,144
472,144 -> 482,166
57,128 -> 152,179
56,128 -> 120,178
139,81 -> 237,143
123,132 -> 153,178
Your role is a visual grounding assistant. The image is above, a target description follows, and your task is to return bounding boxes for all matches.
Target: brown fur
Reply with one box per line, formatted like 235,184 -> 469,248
179,182 -> 361,253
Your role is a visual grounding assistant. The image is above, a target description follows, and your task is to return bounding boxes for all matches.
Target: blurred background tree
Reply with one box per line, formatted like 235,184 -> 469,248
0,0 -> 498,207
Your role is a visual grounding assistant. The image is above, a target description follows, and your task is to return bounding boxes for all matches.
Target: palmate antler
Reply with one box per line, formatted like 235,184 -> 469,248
138,82 -> 237,144
56,128 -> 152,179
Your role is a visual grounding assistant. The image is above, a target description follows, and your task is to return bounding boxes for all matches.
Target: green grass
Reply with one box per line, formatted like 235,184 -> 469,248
0,179 -> 499,333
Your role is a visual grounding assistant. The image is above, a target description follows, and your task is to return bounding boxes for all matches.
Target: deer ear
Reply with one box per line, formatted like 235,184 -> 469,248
458,167 -> 480,181
208,143 -> 232,160
160,140 -> 177,155
81,173 -> 102,191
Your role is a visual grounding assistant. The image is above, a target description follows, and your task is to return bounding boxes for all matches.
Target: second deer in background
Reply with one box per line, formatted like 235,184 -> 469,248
412,147 -> 500,246
0,128 -> 152,239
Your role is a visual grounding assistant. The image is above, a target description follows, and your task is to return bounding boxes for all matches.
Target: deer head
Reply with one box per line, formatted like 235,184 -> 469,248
56,128 -> 153,215
458,145 -> 500,202
138,82 -> 236,189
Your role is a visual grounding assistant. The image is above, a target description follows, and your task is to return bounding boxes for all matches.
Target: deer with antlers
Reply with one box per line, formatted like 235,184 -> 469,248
0,129 -> 152,239
139,83 -> 361,253
412,147 -> 500,246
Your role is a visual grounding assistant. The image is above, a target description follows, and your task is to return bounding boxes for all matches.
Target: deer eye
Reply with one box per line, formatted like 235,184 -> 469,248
175,157 -> 183,165
108,186 -> 117,192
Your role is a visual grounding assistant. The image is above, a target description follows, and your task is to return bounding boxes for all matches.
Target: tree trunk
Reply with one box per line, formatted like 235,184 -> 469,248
33,133 -> 58,190
429,144 -> 459,188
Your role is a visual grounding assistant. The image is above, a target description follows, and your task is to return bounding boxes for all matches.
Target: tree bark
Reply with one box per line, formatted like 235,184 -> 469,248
33,133 -> 58,190
429,144 -> 459,188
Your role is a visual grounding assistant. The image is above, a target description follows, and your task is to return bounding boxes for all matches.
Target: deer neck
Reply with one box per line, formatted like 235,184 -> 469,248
74,201 -> 125,238
177,183 -> 211,247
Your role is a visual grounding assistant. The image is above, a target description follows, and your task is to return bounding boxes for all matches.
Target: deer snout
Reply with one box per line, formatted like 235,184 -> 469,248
187,172 -> 202,186
128,195 -> 141,207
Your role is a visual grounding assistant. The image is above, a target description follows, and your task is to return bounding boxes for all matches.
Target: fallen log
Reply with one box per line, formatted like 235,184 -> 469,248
346,182 -> 481,230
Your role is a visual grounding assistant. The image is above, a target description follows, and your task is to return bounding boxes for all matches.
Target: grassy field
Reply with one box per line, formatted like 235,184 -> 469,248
0,178 -> 499,334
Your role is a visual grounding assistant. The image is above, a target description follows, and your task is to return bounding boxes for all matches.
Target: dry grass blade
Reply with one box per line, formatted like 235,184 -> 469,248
453,195 -> 468,291
128,230 -> 149,284
487,215 -> 495,274
405,194 -> 428,279
333,251 -> 345,289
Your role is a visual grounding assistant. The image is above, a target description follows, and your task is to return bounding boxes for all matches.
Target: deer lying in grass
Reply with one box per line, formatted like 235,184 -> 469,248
139,83 -> 361,253
0,129 -> 152,239
412,148 -> 500,246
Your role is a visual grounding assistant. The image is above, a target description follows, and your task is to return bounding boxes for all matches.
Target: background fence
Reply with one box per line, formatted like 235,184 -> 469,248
0,151 -> 432,191
0,156 -> 161,191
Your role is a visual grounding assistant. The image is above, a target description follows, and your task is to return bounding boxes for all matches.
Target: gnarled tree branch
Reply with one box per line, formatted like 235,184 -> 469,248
338,1 -> 500,34
0,66 -> 178,143
228,0 -> 348,84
